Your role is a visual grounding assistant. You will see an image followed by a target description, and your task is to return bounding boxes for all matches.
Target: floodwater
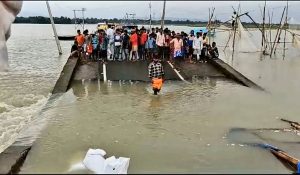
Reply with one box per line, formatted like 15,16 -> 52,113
1,24 -> 300,173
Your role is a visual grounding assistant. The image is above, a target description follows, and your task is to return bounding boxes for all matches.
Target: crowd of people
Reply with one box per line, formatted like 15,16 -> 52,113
71,26 -> 219,63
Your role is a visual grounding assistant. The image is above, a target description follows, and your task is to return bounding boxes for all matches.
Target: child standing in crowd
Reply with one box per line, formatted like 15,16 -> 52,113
122,30 -> 130,61
114,29 -> 122,61
145,34 -> 156,61
99,32 -> 109,63
201,43 -> 208,63
92,33 -> 99,61
188,30 -> 195,63
182,33 -> 188,59
86,40 -> 93,61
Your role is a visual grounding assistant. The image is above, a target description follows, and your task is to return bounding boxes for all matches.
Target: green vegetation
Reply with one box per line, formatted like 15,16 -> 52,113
14,16 -> 288,29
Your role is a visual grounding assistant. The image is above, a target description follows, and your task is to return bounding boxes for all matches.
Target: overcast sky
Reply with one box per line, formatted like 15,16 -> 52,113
19,1 -> 300,23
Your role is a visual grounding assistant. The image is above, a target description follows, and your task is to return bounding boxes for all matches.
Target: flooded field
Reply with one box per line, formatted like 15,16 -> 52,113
1,24 -> 300,173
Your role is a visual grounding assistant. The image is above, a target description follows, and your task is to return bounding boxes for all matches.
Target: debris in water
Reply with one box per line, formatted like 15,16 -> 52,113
82,148 -> 130,174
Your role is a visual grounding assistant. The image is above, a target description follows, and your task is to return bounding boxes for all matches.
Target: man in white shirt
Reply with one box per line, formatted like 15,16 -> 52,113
106,26 -> 115,61
156,28 -> 165,60
193,32 -> 203,62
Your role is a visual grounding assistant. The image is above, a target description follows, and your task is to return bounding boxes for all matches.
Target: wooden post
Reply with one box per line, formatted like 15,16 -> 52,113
46,1 -> 62,55
161,0 -> 166,29
270,7 -> 286,57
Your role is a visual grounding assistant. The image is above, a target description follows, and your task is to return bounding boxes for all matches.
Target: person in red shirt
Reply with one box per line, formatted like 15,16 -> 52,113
130,29 -> 138,61
75,29 -> 85,52
138,28 -> 148,60
75,30 -> 84,46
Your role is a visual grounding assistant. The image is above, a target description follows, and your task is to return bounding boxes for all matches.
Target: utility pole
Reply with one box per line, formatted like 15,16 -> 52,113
161,0 -> 166,29
73,8 -> 86,32
82,8 -> 86,31
46,1 -> 62,55
73,10 -> 77,31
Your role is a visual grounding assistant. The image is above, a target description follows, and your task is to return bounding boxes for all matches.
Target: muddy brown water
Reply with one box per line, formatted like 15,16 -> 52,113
1,24 -> 300,173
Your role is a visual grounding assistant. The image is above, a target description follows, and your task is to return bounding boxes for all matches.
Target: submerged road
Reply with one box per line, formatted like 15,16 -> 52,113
0,55 -> 264,173
72,59 -> 226,82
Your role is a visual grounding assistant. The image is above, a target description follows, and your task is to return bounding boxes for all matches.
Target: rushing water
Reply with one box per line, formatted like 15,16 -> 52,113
1,24 -> 300,173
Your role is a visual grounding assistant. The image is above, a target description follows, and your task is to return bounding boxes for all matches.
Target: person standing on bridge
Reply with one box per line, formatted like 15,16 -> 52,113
193,32 -> 203,62
99,31 -> 109,63
170,34 -> 183,62
156,28 -> 165,60
114,29 -> 122,61
130,29 -> 139,61
122,30 -> 130,61
148,55 -> 165,95
75,29 -> 85,50
106,26 -> 115,61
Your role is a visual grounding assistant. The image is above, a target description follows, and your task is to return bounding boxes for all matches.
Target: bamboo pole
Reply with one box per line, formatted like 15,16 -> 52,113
223,30 -> 233,52
160,0 -> 166,29
270,7 -> 286,57
149,1 -> 152,29
283,0 -> 288,58
46,1 -> 62,55
262,0 -> 266,53
274,18 -> 286,54
207,7 -> 215,45
268,10 -> 273,51
232,15 -> 238,55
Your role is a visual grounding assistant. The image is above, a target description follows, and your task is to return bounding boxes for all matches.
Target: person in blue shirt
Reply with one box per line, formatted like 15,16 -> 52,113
146,34 -> 156,61
91,33 -> 99,61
